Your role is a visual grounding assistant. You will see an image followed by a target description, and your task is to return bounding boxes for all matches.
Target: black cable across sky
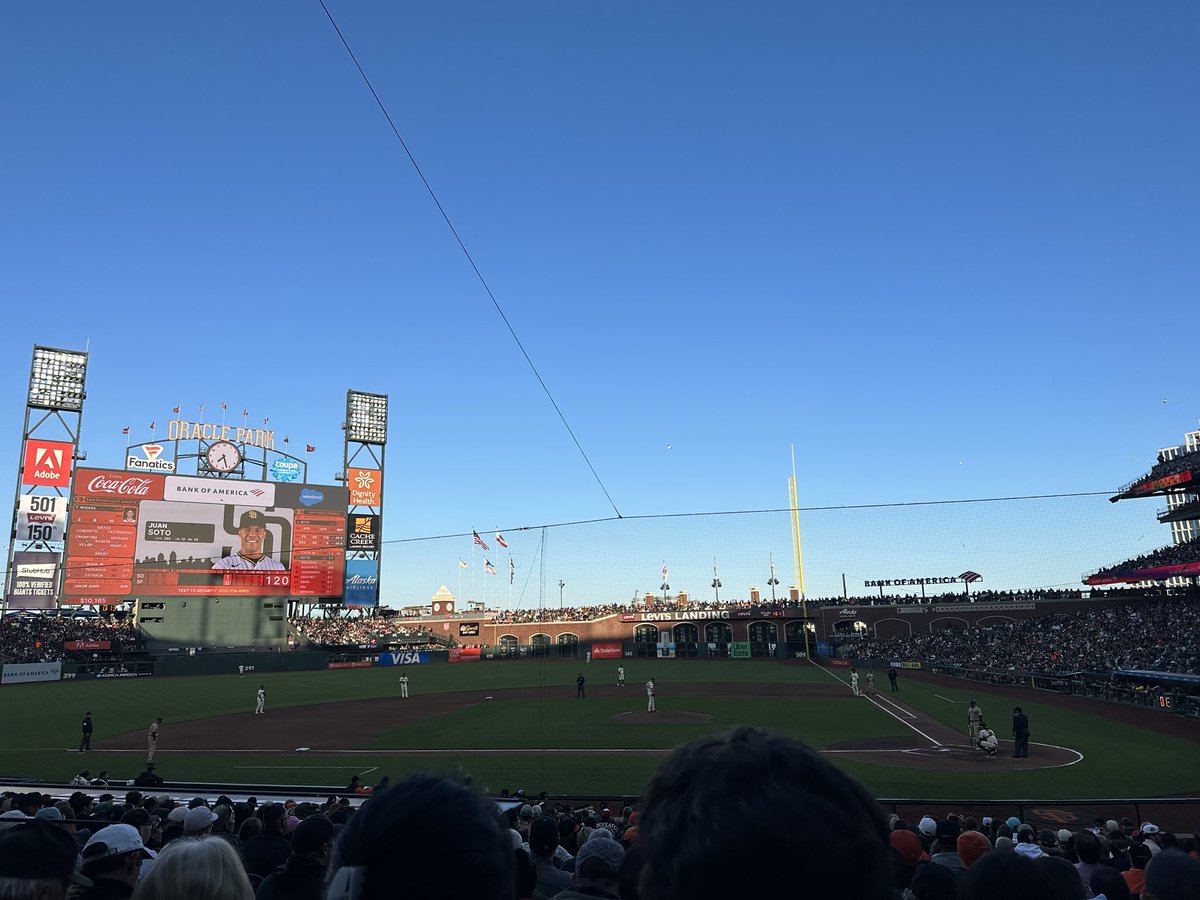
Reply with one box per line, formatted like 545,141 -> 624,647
316,0 -> 622,518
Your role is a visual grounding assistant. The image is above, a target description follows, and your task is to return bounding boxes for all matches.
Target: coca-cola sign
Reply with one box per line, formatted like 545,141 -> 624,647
74,469 -> 165,502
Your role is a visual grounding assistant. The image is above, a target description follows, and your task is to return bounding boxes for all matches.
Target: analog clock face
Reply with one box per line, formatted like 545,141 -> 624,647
206,440 -> 241,472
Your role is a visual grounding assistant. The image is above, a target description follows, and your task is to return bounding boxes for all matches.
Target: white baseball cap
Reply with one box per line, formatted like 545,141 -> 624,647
82,824 -> 151,860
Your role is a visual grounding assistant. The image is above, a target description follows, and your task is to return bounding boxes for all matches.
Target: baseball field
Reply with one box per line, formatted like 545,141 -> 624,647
1,659 -> 1197,802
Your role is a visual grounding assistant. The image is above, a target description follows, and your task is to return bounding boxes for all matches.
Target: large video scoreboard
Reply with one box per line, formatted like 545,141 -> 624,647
63,469 -> 349,603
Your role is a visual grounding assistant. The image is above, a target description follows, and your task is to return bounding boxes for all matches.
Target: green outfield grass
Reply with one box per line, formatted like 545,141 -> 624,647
1,659 -> 1196,798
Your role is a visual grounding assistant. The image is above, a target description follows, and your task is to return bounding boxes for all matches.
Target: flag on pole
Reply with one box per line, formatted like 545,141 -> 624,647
509,557 -> 514,585
263,417 -> 269,426
484,559 -> 496,575
472,531 -> 489,550
662,562 -> 668,582
121,426 -> 130,435
172,405 -> 180,414
306,444 -> 316,453
242,408 -> 248,417
284,436 -> 289,444
150,421 -> 155,430
458,559 -> 469,569
199,404 -> 204,417
221,402 -> 227,411
495,533 -> 508,548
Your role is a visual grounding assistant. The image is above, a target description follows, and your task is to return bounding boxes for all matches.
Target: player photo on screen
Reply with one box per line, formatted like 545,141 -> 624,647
134,501 -> 293,572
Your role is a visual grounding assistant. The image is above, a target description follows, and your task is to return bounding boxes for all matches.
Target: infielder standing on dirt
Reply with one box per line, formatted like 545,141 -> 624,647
646,677 -> 656,712
399,671 -> 410,698
967,699 -> 983,746
255,685 -> 266,715
147,718 -> 161,761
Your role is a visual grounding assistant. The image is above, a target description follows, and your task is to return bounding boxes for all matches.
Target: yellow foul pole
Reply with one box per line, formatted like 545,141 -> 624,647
788,444 -> 811,659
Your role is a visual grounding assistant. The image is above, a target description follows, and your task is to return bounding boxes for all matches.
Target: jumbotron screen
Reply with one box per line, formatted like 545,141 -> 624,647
63,468 -> 349,603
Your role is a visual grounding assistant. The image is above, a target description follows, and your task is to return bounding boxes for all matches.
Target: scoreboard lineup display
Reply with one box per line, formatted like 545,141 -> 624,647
63,469 -> 349,602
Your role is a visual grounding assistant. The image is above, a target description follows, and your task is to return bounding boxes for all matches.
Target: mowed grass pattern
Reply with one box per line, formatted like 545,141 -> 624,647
1,659 -> 1197,798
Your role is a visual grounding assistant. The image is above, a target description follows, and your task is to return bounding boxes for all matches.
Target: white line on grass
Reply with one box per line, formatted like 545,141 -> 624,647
935,694 -> 959,703
872,694 -> 916,719
811,661 -> 942,747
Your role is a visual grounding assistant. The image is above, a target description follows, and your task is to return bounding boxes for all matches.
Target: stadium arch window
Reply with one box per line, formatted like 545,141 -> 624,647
530,633 -> 552,658
871,618 -> 912,640
748,621 -> 778,643
930,617 -> 969,633
672,622 -> 699,657
634,624 -> 659,643
784,621 -> 815,641
976,615 -> 1017,627
557,633 -> 579,659
499,635 -> 519,649
704,621 -> 732,644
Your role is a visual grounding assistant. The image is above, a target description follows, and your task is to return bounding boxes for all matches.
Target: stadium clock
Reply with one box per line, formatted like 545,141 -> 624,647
206,440 -> 242,473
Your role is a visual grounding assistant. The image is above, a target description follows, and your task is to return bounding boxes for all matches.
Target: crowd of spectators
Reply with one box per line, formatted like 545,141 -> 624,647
1089,538 -> 1200,581
289,616 -> 438,648
854,599 -> 1200,675
0,614 -> 140,665
3,727 -> 1199,900
1124,448 -> 1200,491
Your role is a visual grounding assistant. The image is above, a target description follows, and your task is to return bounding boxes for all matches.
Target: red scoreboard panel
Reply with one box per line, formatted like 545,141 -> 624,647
63,469 -> 349,603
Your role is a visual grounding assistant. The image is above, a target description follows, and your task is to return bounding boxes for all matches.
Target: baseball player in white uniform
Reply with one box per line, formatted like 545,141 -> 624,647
646,677 -> 656,712
255,685 -> 266,715
617,666 -> 625,686
147,718 -> 161,761
967,699 -> 983,746
399,671 -> 410,698
850,669 -> 860,696
213,510 -> 285,571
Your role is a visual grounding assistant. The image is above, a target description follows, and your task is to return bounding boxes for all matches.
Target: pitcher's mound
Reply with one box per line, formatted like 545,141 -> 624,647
611,710 -> 712,724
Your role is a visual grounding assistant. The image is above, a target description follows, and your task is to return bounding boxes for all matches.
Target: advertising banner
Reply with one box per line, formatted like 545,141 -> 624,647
459,622 -> 480,637
590,642 -> 623,660
270,459 -> 302,483
889,660 -> 923,669
830,658 -> 851,667
328,661 -> 373,669
17,495 -> 67,543
64,640 -> 112,651
449,648 -> 481,663
348,468 -> 382,507
730,642 -> 751,658
343,559 -> 379,607
64,468 -> 347,602
126,444 -> 175,473
346,514 -> 380,552
379,650 -> 427,666
1,661 -> 63,684
6,550 -> 60,609
656,642 -> 676,658
22,440 -> 73,487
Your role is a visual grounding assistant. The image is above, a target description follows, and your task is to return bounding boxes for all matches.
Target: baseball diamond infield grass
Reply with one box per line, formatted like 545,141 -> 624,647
1,659 -> 1197,799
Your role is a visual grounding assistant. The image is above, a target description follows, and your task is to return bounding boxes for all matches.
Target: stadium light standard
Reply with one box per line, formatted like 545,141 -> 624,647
767,554 -> 780,603
661,581 -> 670,604
711,558 -> 721,602
558,579 -> 565,609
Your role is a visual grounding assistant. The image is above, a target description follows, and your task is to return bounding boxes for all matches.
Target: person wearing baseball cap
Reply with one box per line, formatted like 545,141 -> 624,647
79,823 -> 152,898
212,509 -> 285,571
556,834 -> 626,900
0,819 -> 92,898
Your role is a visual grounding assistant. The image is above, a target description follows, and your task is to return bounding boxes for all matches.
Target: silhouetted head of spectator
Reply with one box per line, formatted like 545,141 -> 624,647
513,848 -> 536,899
528,816 -> 559,858
637,727 -> 889,900
81,824 -> 152,889
1075,830 -> 1102,865
957,831 -> 991,868
326,775 -> 513,900
1034,856 -> 1086,900
959,846 -> 1055,900
261,803 -> 287,835
1144,849 -> 1200,900
292,814 -> 336,865
909,862 -> 957,900
1091,864 -> 1133,900
0,819 -> 92,898
935,819 -> 961,852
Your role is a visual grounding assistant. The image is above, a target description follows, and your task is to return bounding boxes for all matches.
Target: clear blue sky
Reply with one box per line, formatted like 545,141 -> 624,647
3,3 -> 1197,608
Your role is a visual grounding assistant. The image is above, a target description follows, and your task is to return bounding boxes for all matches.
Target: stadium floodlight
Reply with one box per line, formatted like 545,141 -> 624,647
29,346 -> 87,411
345,390 -> 388,445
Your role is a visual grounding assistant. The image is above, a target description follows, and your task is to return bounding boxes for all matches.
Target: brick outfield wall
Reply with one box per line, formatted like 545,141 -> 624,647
423,595 -> 1162,645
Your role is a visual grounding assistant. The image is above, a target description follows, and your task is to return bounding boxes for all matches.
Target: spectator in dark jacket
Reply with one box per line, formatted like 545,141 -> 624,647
242,804 -> 291,880
256,815 -> 333,900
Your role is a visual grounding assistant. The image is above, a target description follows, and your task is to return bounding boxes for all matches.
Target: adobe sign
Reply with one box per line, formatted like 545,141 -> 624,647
22,439 -> 74,486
